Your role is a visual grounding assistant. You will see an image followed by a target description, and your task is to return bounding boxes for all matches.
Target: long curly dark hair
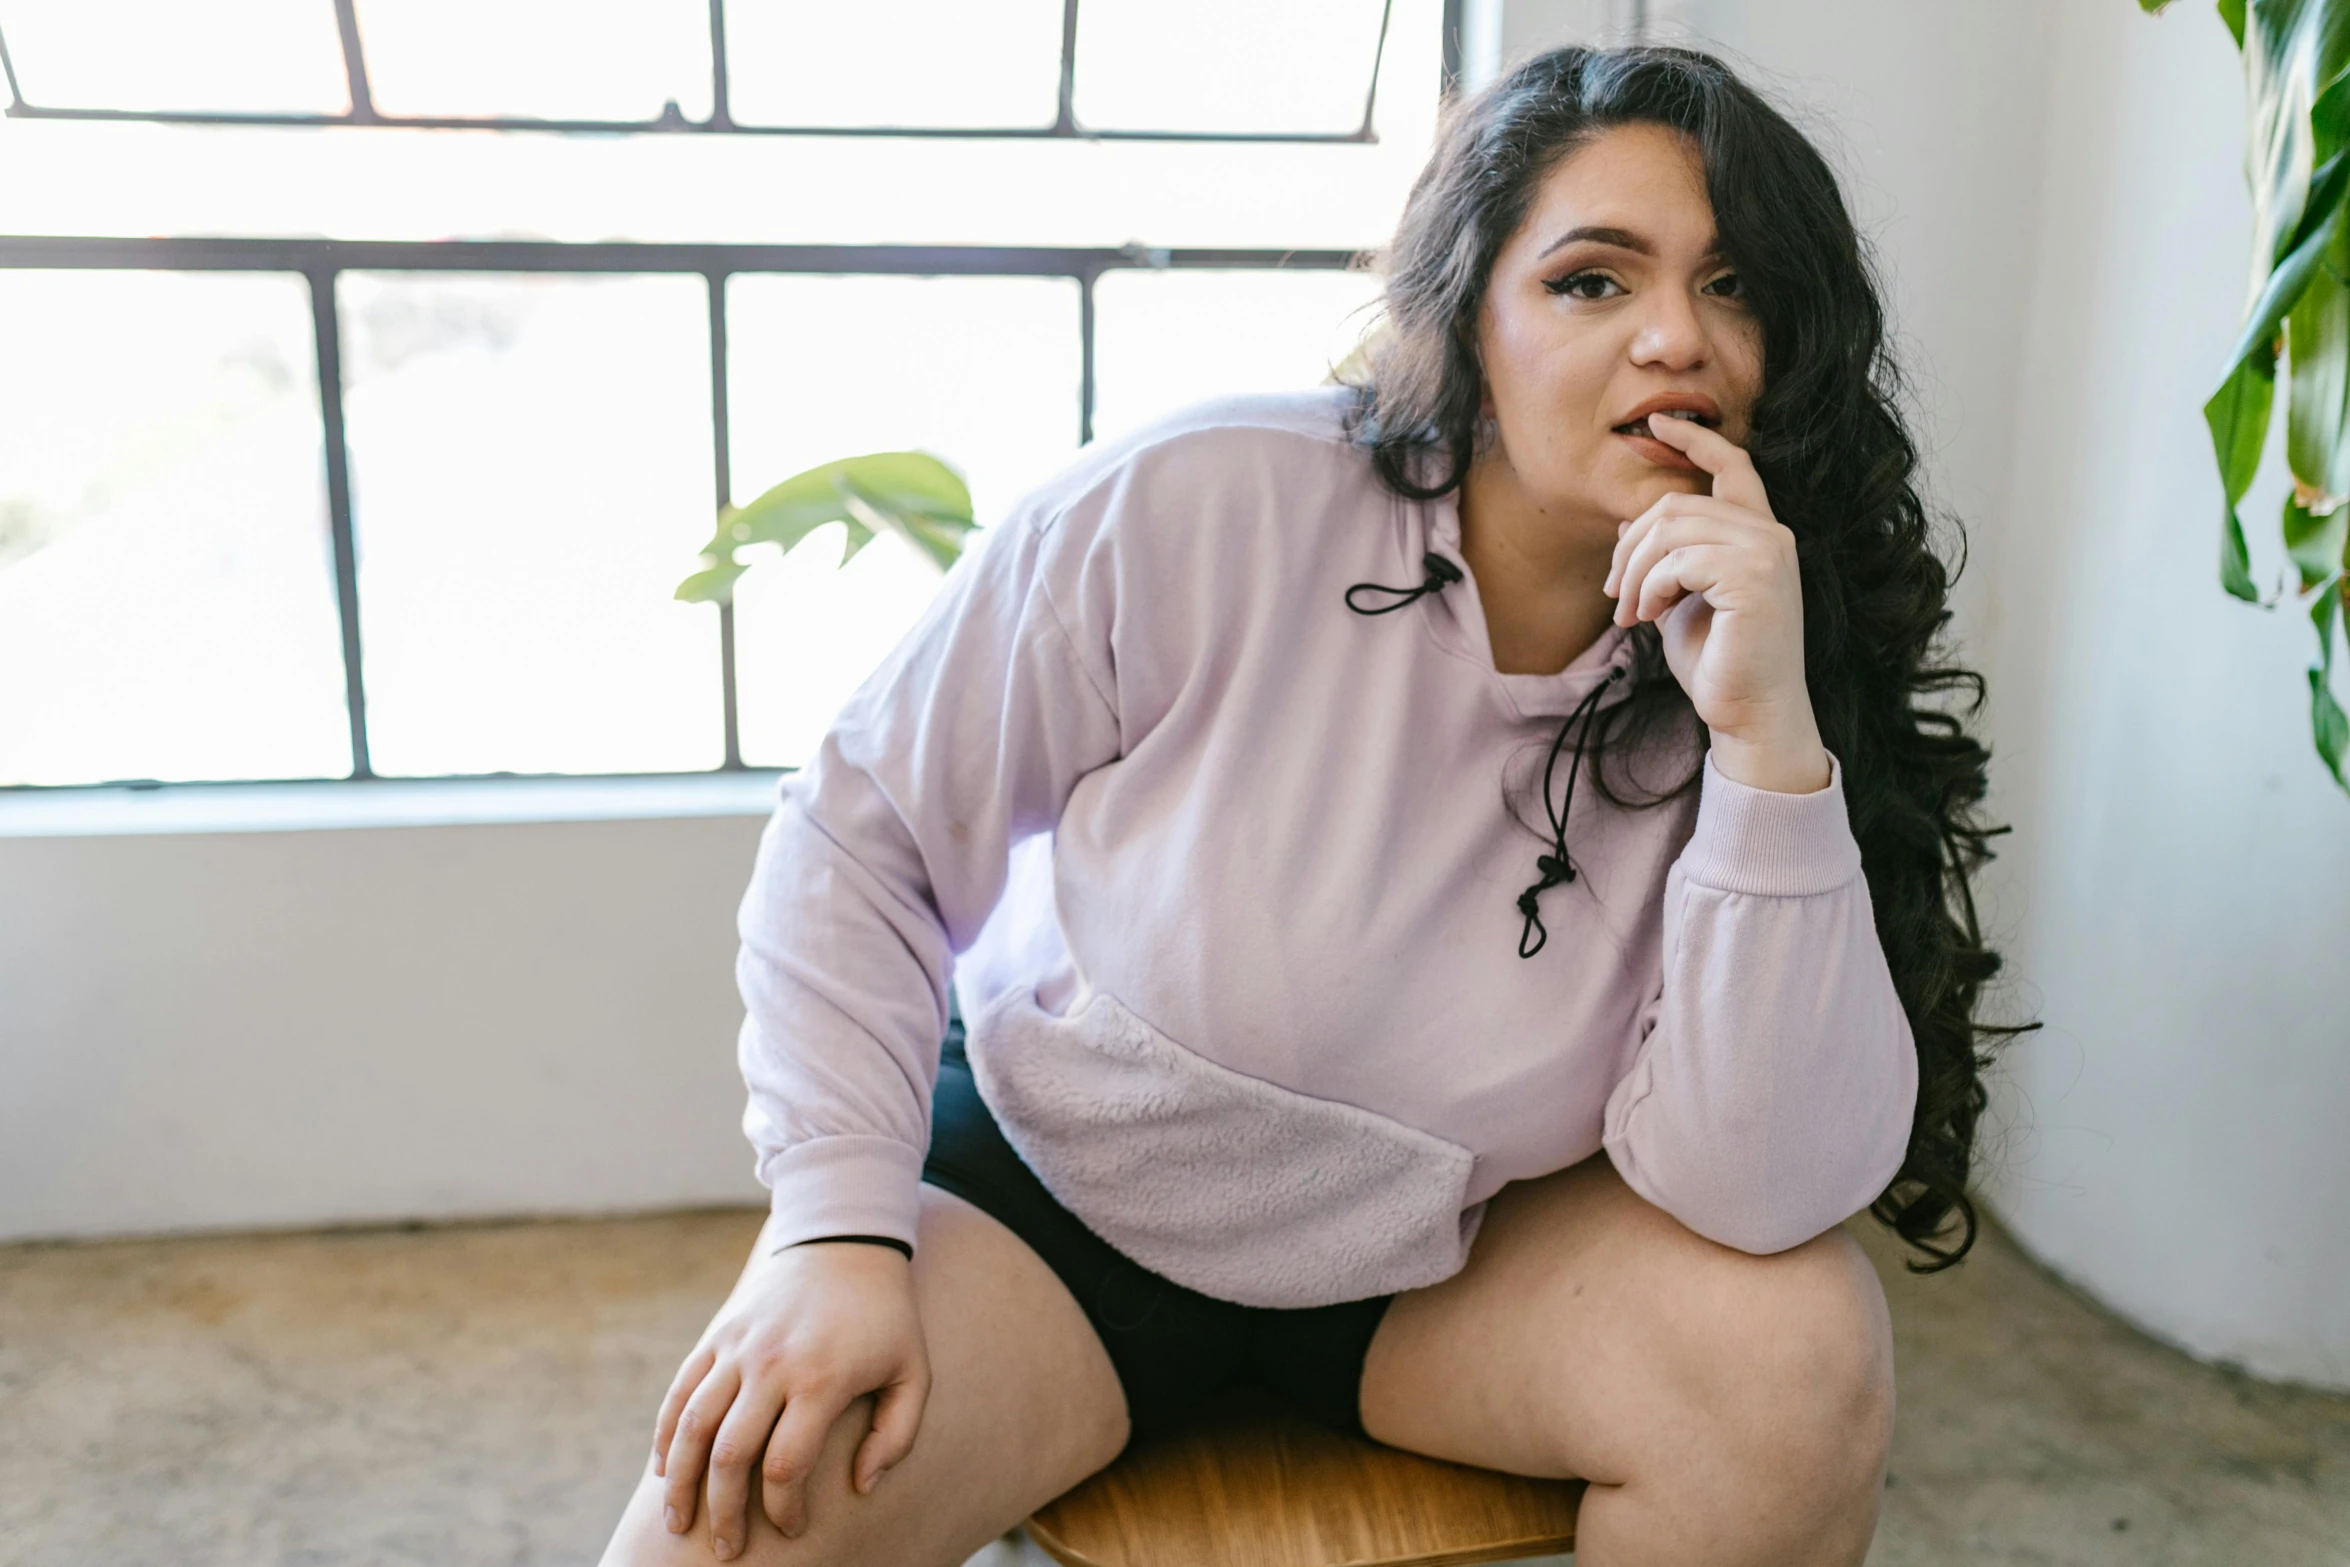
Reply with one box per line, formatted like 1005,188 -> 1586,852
1345,44 -> 2026,1271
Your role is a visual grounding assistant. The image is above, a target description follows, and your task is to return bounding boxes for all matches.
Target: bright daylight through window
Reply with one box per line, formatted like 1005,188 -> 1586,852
0,0 -> 1447,788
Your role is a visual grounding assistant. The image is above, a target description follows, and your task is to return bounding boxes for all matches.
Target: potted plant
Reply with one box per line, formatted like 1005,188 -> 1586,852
2148,0 -> 2350,785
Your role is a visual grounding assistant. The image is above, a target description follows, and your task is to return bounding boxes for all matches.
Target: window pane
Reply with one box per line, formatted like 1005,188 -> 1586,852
0,271 -> 350,786
1090,268 -> 1383,443
1074,0 -> 1388,135
5,0 -> 1447,251
0,0 -> 350,115
340,273 -> 722,776
353,0 -> 712,122
723,0 -> 1061,129
726,273 -> 1081,766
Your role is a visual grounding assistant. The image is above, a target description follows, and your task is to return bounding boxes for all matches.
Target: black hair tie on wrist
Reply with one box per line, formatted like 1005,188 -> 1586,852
1345,552 -> 1463,616
1515,665 -> 1627,960
781,1234 -> 913,1259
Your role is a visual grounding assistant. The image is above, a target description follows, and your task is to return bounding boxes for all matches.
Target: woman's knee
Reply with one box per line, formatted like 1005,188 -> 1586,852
1680,1227 -> 1895,1502
1553,1166 -> 1897,1477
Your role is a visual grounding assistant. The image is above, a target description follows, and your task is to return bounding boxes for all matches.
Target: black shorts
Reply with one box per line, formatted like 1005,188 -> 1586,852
921,1017 -> 1394,1449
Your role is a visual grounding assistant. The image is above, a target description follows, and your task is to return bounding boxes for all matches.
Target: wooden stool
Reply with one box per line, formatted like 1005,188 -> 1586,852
1026,1387 -> 1581,1567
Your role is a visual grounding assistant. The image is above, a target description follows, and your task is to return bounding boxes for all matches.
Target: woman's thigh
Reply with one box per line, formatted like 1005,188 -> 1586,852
1358,1153 -> 1894,1563
602,1183 -> 1130,1567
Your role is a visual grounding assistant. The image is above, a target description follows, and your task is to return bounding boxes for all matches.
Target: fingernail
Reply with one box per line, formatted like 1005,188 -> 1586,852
713,1539 -> 734,1560
664,1506 -> 682,1533
1617,519 -> 1629,533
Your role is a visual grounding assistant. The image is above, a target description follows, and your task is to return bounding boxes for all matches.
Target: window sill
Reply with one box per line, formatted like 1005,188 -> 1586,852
0,770 -> 787,839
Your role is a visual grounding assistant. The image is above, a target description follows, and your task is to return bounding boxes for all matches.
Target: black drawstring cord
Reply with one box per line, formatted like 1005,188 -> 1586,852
1345,552 -> 1463,615
1342,549 -> 1623,957
1516,665 -> 1628,960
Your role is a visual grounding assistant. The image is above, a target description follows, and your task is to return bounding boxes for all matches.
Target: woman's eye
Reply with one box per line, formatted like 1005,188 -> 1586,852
1703,272 -> 1746,299
1543,271 -> 1621,301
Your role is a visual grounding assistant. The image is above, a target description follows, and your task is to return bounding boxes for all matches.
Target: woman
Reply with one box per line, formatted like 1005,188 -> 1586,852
603,43 -> 2009,1567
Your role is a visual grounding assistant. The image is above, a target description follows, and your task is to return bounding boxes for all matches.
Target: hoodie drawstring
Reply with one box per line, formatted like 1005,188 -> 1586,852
1515,665 -> 1626,959
1343,553 -> 1627,960
1345,552 -> 1463,615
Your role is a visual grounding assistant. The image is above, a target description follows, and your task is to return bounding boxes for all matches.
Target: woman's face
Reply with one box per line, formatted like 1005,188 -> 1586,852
1475,122 -> 1764,528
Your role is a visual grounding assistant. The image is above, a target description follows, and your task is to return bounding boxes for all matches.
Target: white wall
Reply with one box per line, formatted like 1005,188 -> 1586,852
1976,3 -> 2350,1389
1499,0 -> 2350,1386
0,810 -> 769,1241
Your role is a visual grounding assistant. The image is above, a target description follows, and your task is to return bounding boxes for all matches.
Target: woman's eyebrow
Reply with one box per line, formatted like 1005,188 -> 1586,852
1537,225 -> 1650,259
1534,225 -> 1726,262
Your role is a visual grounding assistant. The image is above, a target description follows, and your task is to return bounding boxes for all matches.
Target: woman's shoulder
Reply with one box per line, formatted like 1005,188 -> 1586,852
1011,386 -> 1380,539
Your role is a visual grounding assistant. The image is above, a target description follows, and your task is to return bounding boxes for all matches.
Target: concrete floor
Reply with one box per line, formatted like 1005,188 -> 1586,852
2,1208 -> 2345,1567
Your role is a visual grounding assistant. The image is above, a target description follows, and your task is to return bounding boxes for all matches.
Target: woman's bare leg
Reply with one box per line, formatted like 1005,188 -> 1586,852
1359,1154 -> 1894,1566
602,1183 -> 1129,1567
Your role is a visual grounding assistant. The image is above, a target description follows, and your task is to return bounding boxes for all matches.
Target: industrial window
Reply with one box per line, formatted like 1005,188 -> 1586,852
0,0 -> 1459,788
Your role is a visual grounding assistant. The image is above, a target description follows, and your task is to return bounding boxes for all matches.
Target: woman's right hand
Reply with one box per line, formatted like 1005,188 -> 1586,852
652,1237 -> 931,1560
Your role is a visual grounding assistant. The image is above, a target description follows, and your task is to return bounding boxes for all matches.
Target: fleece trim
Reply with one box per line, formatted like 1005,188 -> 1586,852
967,986 -> 1482,1309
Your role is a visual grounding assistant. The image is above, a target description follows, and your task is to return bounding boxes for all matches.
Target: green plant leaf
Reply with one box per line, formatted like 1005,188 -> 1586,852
673,450 -> 973,604
2283,493 -> 2350,587
673,558 -> 749,604
2222,0 -> 2249,47
2309,579 -> 2350,784
2313,57 -> 2350,159
2222,193 -> 2342,370
2236,1 -> 2350,281
837,517 -> 877,566
2310,666 -> 2348,781
2205,349 -> 2276,600
2286,229 -> 2350,507
837,473 -> 977,573
828,450 -> 975,523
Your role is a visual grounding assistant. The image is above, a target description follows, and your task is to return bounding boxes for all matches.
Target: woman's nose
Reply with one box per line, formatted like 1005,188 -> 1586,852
1628,290 -> 1710,369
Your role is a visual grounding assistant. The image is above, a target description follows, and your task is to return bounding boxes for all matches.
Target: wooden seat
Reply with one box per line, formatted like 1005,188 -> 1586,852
1026,1388 -> 1581,1567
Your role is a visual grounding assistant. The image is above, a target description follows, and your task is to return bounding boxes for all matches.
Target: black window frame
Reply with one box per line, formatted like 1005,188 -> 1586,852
0,0 -> 1420,143
0,0 -> 1467,792
0,236 -> 1383,789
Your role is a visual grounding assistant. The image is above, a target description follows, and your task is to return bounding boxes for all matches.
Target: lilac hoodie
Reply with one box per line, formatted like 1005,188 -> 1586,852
736,389 -> 1917,1309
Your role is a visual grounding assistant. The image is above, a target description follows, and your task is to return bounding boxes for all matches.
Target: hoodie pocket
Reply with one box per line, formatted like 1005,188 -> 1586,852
965,986 -> 1482,1309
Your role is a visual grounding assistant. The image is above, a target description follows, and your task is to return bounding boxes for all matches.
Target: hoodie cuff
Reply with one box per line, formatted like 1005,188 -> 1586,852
758,1134 -> 926,1254
1678,749 -> 1864,897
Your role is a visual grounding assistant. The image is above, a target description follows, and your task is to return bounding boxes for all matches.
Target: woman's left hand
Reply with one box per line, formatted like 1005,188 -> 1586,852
1603,413 -> 1832,795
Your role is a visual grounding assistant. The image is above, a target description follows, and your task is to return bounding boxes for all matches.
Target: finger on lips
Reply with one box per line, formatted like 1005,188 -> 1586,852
1640,408 -> 1738,464
1637,412 -> 1772,509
